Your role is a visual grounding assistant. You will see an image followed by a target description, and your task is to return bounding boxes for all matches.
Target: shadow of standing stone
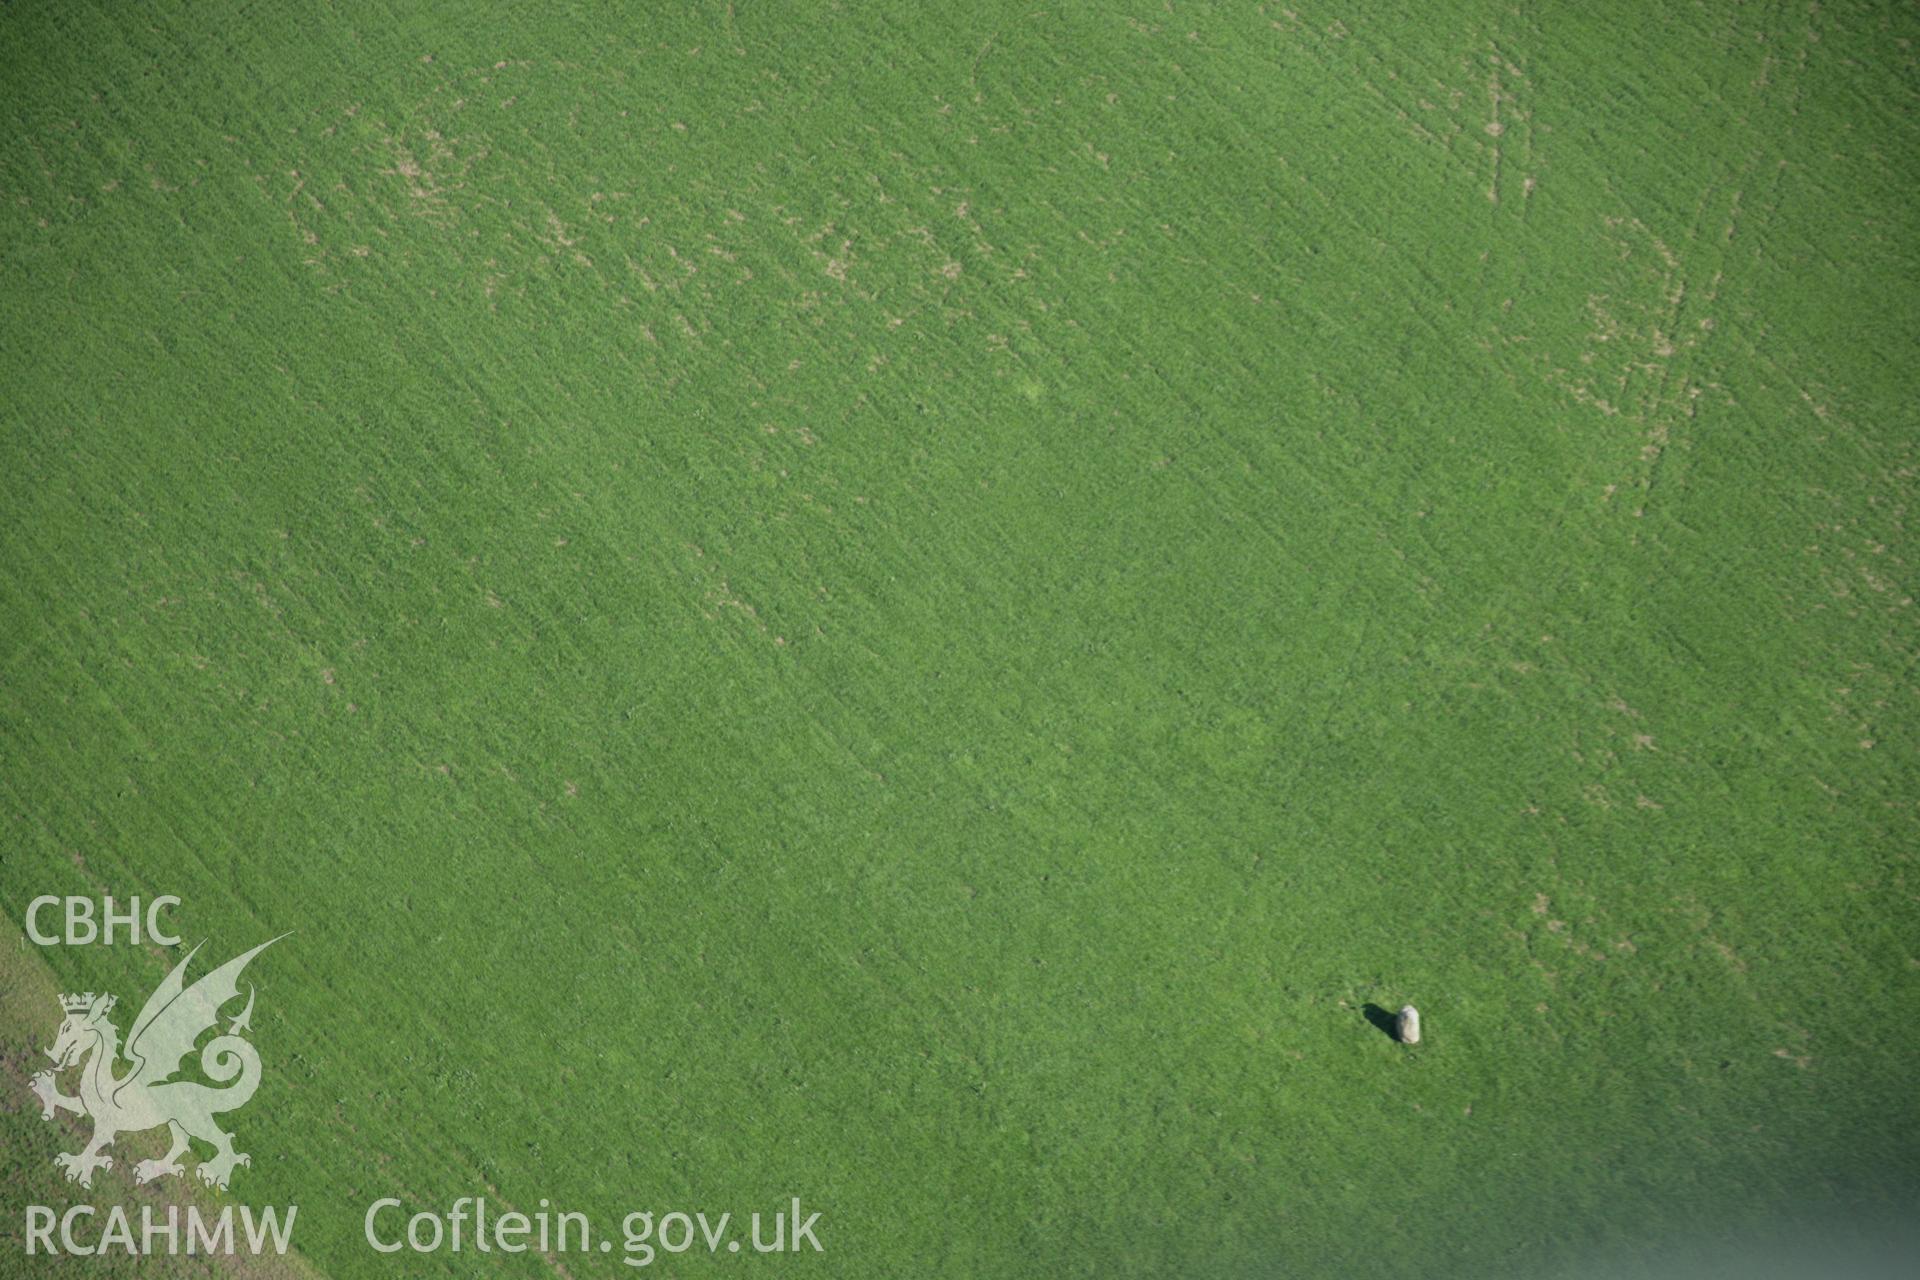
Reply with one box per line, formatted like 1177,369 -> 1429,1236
1362,1003 -> 1401,1041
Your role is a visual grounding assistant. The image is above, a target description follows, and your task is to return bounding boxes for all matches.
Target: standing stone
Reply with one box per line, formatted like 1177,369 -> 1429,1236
1396,1005 -> 1421,1044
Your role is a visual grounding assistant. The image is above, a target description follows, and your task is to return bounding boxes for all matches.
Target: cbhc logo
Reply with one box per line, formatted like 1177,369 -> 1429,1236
25,896 -> 182,946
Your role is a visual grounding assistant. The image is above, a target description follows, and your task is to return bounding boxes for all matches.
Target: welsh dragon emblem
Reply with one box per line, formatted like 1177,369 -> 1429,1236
29,936 -> 285,1191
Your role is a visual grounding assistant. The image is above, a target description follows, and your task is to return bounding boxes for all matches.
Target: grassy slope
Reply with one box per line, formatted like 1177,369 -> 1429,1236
1,1 -> 1916,1276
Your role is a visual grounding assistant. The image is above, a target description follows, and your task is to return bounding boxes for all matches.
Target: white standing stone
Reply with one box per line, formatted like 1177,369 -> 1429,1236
1397,1004 -> 1421,1044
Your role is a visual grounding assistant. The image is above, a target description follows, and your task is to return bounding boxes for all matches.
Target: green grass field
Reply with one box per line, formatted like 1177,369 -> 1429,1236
3,2 -> 1917,1276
